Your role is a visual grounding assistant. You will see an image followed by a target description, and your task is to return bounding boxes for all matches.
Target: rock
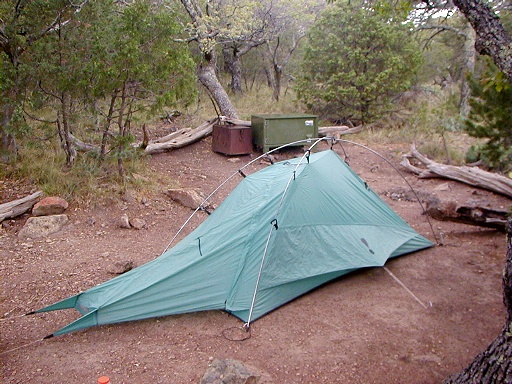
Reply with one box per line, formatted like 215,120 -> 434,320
18,214 -> 69,239
259,154 -> 278,165
166,188 -> 208,210
129,217 -> 147,230
108,261 -> 135,275
434,182 -> 451,192
200,359 -> 260,384
32,196 -> 68,216
119,214 -> 131,229
121,189 -> 136,204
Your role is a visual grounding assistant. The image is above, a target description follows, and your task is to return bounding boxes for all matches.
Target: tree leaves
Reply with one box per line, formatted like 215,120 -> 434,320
295,2 -> 422,124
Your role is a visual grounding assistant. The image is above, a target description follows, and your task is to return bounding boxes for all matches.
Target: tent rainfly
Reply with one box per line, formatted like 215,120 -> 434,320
35,149 -> 434,336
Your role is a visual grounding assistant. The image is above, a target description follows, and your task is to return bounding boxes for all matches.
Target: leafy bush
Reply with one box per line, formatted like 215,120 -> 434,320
295,2 -> 422,124
464,60 -> 512,172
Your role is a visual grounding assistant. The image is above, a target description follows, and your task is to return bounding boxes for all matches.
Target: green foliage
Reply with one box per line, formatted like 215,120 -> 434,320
464,60 -> 512,172
28,0 -> 196,117
295,2 -> 422,124
1,0 -> 198,197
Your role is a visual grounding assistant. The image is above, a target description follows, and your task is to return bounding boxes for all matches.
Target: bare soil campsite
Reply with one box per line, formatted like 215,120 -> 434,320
1,137 -> 510,383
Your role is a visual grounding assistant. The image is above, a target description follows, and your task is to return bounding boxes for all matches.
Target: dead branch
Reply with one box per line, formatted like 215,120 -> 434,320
0,191 -> 43,222
401,145 -> 512,198
69,133 -> 100,153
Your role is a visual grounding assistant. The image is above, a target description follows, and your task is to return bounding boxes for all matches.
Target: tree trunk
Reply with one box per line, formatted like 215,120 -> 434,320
180,0 -> 239,119
443,217 -> 512,383
453,0 -> 512,83
318,125 -> 365,137
144,121 -> 214,154
100,93 -> 117,161
273,63 -> 282,102
197,59 -> 239,119
223,46 -> 243,94
459,23 -> 476,118
57,92 -> 77,167
265,40 -> 281,101
1,126 -> 17,162
1,93 -> 19,162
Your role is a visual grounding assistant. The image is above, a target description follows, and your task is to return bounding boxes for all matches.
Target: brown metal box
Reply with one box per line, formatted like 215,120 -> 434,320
212,125 -> 252,155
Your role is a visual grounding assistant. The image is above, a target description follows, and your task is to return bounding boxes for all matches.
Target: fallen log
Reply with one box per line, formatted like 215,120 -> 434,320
0,191 -> 43,222
144,120 -> 216,155
224,118 -> 251,127
64,118 -> 247,157
426,200 -> 508,231
401,145 -> 512,198
318,125 -> 364,137
150,127 -> 192,144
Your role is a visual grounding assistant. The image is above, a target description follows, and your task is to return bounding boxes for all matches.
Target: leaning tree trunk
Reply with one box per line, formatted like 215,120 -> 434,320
443,217 -> 512,383
197,58 -> 239,119
180,0 -> 239,119
453,0 -> 512,83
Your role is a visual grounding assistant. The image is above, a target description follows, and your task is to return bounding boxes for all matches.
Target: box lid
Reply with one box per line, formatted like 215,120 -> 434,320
251,114 -> 317,120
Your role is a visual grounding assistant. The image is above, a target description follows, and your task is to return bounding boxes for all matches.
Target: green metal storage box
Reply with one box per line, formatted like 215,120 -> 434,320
251,114 -> 318,152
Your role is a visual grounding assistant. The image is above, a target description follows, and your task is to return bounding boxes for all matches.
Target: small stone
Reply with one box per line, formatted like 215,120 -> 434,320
108,261 -> 135,275
130,218 -> 147,230
32,197 -> 68,216
434,182 -> 451,192
166,188 -> 206,210
119,214 -> 131,229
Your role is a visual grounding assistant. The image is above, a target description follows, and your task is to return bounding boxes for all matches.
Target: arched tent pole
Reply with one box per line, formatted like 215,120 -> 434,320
243,138 -> 327,331
162,138 -> 331,253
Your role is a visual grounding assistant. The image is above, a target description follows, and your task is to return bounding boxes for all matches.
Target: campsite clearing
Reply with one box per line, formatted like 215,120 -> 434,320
1,137 -> 510,383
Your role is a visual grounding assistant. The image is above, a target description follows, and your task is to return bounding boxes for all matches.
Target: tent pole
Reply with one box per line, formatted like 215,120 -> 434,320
244,138 -> 327,331
244,224 -> 275,331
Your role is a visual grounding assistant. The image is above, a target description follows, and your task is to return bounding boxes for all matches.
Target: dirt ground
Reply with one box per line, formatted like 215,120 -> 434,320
1,136 -> 510,384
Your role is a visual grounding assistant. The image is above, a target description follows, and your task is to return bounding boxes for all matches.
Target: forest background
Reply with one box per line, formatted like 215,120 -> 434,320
1,0 -> 510,200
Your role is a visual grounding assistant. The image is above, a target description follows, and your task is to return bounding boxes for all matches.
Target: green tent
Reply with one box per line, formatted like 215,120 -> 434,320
36,149 -> 433,336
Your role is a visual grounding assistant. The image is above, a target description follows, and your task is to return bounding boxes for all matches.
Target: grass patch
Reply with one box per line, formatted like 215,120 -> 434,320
2,136 -> 159,205
346,85 -> 478,165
